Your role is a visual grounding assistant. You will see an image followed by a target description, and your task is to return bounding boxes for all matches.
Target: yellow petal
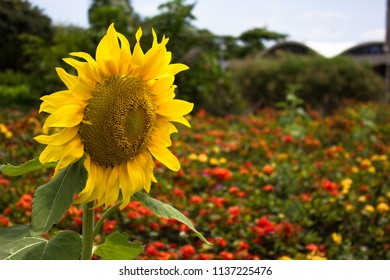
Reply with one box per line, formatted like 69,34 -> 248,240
55,136 -> 84,173
43,105 -> 84,129
39,90 -> 77,113
70,52 -> 102,83
119,161 -> 132,209
39,145 -> 62,164
131,27 -> 144,66
34,127 -> 79,145
137,151 -> 154,193
127,160 -> 144,192
149,76 -> 174,95
94,167 -> 113,208
105,165 -> 120,207
148,142 -> 180,171
161,115 -> 191,127
167,63 -> 189,76
75,156 -> 96,203
157,100 -> 194,117
151,124 -> 174,147
55,68 -> 93,100
116,32 -> 132,75
96,23 -> 120,75
153,88 -> 175,106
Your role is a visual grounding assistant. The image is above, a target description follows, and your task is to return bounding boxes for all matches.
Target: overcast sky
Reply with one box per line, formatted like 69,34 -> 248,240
28,0 -> 386,57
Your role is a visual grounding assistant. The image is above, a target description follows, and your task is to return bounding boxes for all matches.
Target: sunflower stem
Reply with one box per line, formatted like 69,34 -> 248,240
93,200 -> 122,238
81,201 -> 95,260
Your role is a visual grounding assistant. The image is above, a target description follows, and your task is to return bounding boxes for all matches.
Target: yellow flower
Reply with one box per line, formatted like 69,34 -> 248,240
358,195 -> 367,203
188,153 -> 198,161
360,159 -> 371,169
306,252 -> 327,260
212,145 -> 220,154
331,232 -> 342,245
277,153 -> 288,160
35,24 -> 193,208
278,255 -> 292,260
340,178 -> 352,195
351,166 -> 359,173
209,157 -> 219,166
345,203 -> 354,211
198,153 -> 208,163
0,123 -> 13,138
219,157 -> 227,164
377,202 -> 389,213
368,166 -> 376,174
364,205 -> 375,213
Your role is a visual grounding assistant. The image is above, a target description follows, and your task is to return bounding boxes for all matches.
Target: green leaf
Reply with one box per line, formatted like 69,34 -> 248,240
0,230 -> 82,260
94,232 -> 144,260
31,158 -> 87,235
0,157 -> 57,176
133,192 -> 211,245
0,225 -> 33,242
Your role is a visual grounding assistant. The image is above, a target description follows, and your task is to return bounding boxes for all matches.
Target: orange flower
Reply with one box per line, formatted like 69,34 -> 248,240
262,165 -> 274,175
262,184 -> 275,192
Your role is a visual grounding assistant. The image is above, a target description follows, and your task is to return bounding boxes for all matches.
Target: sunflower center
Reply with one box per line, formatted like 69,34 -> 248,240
79,75 -> 156,167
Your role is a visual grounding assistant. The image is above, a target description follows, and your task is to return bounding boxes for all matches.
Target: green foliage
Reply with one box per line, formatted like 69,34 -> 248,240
0,0 -> 53,71
0,157 -> 57,176
94,232 -> 144,260
88,0 -> 140,35
229,53 -> 386,113
31,158 -> 87,235
0,229 -> 82,260
238,27 -> 287,57
178,52 -> 245,115
133,191 -> 211,244
275,86 -> 311,139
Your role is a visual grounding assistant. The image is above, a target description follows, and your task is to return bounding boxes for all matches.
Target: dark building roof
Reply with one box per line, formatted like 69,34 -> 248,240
260,41 -> 319,57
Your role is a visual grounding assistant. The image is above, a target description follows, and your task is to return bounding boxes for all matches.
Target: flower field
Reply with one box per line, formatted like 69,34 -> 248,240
1,102 -> 390,260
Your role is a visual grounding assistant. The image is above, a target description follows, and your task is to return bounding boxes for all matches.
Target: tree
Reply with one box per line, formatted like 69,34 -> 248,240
88,0 -> 140,35
0,0 -> 53,71
238,27 -> 287,57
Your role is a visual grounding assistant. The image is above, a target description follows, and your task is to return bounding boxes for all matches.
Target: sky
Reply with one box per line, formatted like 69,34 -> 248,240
28,0 -> 386,57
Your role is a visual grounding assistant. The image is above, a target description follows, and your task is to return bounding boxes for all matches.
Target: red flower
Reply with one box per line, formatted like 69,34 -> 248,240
190,195 -> 203,205
145,244 -> 158,256
283,135 -> 294,143
0,215 -> 10,226
263,165 -> 274,175
16,194 -> 33,210
321,179 -> 339,195
179,245 -> 196,259
0,176 -> 10,186
102,219 -> 116,234
210,167 -> 232,181
172,187 -> 185,198
214,236 -> 227,247
208,197 -> 225,207
238,241 -> 249,250
228,206 -> 241,218
153,241 -> 166,249
252,216 -> 276,238
306,244 -> 317,252
220,251 -> 234,260
262,184 -> 275,192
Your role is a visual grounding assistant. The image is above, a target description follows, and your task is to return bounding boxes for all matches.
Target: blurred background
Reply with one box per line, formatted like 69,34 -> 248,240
1,0 -> 390,260
0,0 -> 387,115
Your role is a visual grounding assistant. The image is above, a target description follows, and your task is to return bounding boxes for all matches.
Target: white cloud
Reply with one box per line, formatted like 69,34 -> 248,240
306,41 -> 356,57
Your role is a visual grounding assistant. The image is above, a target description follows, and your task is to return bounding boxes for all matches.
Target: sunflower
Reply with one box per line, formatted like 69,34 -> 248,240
35,24 -> 193,208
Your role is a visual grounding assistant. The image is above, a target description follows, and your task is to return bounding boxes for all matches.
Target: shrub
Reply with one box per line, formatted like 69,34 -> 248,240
229,54 -> 386,114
